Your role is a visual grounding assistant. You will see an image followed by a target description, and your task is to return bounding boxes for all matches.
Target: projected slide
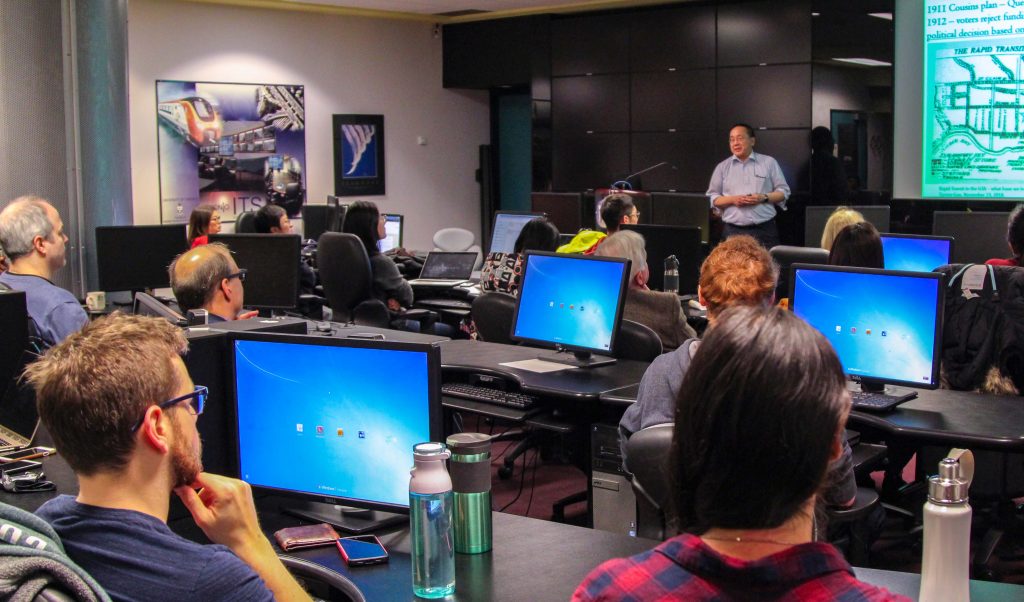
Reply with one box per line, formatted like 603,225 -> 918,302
924,1 -> 1024,198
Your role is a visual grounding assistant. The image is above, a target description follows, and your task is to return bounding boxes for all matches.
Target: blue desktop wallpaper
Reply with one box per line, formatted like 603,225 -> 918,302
881,237 -> 951,272
233,340 -> 431,508
792,270 -> 939,386
514,255 -> 626,351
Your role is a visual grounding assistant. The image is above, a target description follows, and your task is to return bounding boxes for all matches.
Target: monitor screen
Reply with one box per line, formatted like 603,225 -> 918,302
512,252 -> 630,355
880,234 -> 953,273
791,265 -> 944,389
489,212 -> 542,255
209,234 -> 301,309
379,214 -> 403,253
231,334 -> 441,512
96,225 -> 189,292
420,252 -> 477,279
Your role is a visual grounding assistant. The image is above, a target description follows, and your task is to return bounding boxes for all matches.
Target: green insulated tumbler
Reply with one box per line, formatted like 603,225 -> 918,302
446,433 -> 492,554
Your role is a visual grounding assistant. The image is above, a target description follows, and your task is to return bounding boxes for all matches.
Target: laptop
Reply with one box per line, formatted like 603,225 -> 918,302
0,290 -> 39,452
0,375 -> 40,452
408,252 -> 478,287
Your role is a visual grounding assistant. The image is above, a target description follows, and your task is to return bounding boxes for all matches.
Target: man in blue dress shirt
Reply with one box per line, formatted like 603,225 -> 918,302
0,196 -> 88,347
706,124 -> 791,248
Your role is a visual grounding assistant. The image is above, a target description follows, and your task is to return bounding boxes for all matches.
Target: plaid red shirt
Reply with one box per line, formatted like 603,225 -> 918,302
573,533 -> 910,601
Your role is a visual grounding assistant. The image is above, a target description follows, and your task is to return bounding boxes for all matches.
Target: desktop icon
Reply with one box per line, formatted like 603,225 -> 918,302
296,423 -> 303,433
866,329 -> 872,335
336,428 -> 344,437
358,431 -> 366,439
850,327 -> 856,334
316,425 -> 324,435
835,325 -> 842,333
881,331 -> 888,337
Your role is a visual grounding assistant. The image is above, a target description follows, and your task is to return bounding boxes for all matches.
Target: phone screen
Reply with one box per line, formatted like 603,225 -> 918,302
336,536 -> 388,565
0,459 -> 41,475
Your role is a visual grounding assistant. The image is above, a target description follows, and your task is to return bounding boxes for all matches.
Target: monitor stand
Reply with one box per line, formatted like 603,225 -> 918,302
281,501 -> 406,535
537,349 -> 616,369
852,380 -> 918,402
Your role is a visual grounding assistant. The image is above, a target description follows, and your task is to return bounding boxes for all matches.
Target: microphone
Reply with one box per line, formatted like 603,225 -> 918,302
611,161 -> 678,190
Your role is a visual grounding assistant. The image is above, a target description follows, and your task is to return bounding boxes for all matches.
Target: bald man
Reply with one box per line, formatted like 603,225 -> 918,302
0,196 -> 88,346
168,243 -> 256,322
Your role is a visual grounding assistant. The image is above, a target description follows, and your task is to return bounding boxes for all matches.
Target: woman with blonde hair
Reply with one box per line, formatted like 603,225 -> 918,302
820,206 -> 864,250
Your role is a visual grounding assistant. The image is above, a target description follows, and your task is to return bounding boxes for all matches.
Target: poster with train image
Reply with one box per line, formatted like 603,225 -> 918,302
156,80 -> 306,223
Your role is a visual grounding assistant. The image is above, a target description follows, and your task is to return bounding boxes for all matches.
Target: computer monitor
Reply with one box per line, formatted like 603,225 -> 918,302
326,195 -> 348,232
880,233 -> 954,273
378,214 -> 403,253
133,292 -> 186,326
790,264 -> 944,396
622,224 -> 702,293
932,211 -> 1010,264
804,206 -> 891,248
0,290 -> 39,450
489,211 -> 543,255
209,234 -> 301,310
229,332 -> 442,533
511,252 -> 630,368
95,225 -> 189,292
0,291 -> 29,390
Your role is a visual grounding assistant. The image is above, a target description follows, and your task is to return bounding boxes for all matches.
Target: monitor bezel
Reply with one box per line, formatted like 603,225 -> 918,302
789,263 -> 945,391
488,211 -> 544,255
510,251 -> 631,357
95,224 -> 188,292
209,233 -> 302,310
879,233 -> 955,272
226,331 -> 443,515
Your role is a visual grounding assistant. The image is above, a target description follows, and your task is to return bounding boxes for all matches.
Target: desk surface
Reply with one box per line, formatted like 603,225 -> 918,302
439,339 -> 650,402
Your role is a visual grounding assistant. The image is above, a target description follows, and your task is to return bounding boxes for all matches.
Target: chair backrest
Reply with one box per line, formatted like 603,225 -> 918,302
235,211 -> 257,233
625,423 -> 675,541
317,232 -> 374,322
614,319 -> 663,362
433,227 -> 475,251
770,245 -> 829,300
471,293 -> 517,344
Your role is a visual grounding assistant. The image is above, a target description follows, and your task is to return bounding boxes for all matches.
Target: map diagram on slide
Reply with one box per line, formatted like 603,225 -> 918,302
928,51 -> 1024,187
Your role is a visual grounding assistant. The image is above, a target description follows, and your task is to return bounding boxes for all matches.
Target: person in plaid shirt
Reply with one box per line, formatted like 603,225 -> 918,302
575,306 -> 908,602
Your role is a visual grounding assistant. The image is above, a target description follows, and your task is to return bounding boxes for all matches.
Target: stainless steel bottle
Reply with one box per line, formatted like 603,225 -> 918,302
919,449 -> 974,602
447,433 -> 493,554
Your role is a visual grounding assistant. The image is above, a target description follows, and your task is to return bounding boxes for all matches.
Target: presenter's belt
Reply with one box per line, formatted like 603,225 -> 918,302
724,217 -> 775,229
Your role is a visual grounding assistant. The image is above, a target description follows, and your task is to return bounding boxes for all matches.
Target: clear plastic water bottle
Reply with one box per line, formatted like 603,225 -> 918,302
409,442 -> 455,599
663,254 -> 680,294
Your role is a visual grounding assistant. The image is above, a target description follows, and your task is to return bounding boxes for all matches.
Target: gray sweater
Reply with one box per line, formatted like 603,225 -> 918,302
369,253 -> 414,308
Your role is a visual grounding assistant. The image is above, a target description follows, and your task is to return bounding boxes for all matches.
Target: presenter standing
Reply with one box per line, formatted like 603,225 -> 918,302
706,124 -> 790,248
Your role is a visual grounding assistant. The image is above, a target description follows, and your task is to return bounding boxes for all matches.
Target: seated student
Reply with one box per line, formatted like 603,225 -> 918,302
820,205 -> 865,251
187,205 -> 221,249
342,200 -> 413,312
27,314 -> 311,602
593,230 -> 696,351
619,235 -> 855,510
557,193 -> 639,254
480,217 -> 560,295
0,196 -> 88,347
576,306 -> 906,602
168,243 -> 257,322
253,203 -> 317,295
829,222 -> 884,269
987,204 -> 1024,267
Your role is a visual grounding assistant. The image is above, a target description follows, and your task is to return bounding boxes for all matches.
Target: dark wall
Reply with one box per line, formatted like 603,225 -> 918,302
444,0 -> 815,195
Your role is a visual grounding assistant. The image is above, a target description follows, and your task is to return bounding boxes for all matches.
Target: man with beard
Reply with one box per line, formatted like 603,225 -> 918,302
27,314 -> 310,602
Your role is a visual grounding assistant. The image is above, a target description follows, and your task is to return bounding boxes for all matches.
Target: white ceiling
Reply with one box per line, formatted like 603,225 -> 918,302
221,0 -> 679,21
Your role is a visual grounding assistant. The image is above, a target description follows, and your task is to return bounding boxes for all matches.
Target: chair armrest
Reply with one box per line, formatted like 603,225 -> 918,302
352,299 -> 391,328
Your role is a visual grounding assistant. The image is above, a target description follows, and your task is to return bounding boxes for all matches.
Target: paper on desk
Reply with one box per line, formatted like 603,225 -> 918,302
499,359 -> 579,373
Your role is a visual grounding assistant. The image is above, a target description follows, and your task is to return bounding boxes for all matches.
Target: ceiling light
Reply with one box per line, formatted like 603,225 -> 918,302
833,57 -> 892,67
869,12 -> 893,20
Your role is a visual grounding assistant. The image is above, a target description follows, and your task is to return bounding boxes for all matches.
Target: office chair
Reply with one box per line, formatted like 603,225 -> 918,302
235,211 -> 257,233
471,293 -> 516,344
317,232 -> 434,329
278,555 -> 366,602
769,245 -> 829,300
432,227 -> 482,270
614,320 -> 663,362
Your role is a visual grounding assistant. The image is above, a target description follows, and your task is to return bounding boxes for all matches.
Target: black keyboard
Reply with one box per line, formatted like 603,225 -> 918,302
441,383 -> 539,410
418,298 -> 472,310
850,389 -> 917,412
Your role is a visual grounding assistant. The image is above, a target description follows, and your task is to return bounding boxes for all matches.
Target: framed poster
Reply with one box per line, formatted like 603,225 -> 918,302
156,80 -> 306,223
333,114 -> 385,196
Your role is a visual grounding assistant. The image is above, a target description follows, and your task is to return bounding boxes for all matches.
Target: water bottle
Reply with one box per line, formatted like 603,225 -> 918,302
409,442 -> 455,599
447,433 -> 492,554
919,449 -> 974,602
663,255 -> 680,293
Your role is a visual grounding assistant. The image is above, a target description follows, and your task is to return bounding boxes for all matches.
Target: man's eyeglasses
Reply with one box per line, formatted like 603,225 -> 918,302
226,269 -> 247,283
130,385 -> 208,432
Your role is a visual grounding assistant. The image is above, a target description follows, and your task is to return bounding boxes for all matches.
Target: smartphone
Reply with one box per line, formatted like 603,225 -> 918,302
336,535 -> 389,566
0,459 -> 42,476
0,447 -> 56,461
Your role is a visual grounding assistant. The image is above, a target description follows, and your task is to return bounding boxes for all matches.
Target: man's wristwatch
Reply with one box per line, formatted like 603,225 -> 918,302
762,194 -> 770,203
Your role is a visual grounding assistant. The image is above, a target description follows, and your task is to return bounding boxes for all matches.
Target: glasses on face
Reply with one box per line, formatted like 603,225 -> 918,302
225,268 -> 248,283
131,385 -> 208,432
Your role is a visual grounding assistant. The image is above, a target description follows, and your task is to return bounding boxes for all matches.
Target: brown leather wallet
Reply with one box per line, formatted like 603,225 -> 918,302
273,523 -> 340,551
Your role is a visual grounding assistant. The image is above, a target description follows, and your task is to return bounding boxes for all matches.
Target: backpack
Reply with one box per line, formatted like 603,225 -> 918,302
0,501 -> 110,601
936,264 -> 1024,393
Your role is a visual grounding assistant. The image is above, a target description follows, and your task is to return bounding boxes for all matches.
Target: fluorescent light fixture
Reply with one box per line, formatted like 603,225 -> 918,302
869,12 -> 893,20
833,57 -> 892,67
812,12 -> 820,16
